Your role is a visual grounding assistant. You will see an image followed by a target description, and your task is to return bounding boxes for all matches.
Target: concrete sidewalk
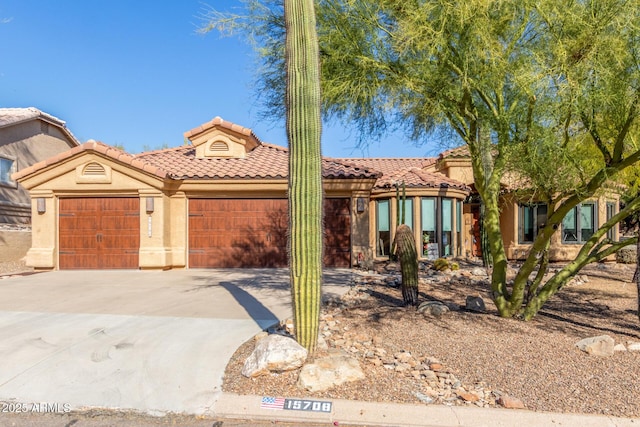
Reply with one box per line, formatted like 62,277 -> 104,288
214,392 -> 640,427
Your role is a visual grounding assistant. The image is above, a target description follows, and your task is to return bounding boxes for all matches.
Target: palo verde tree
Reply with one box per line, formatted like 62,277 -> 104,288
202,0 -> 640,320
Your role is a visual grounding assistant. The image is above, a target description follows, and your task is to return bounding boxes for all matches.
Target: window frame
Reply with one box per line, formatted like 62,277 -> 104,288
606,201 -> 617,241
376,199 -> 391,257
562,202 -> 597,244
518,203 -> 548,244
0,155 -> 17,188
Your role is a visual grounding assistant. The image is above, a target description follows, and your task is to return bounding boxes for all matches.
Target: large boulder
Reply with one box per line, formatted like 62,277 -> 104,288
465,296 -> 486,312
417,301 -> 450,317
298,354 -> 365,392
575,335 -> 615,357
242,334 -> 308,378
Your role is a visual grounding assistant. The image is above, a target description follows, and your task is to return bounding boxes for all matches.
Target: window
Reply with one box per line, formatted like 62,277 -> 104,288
519,203 -> 547,243
421,198 -> 437,257
441,199 -> 453,256
0,157 -> 16,187
606,201 -> 617,241
398,198 -> 413,229
562,202 -> 596,243
376,200 -> 391,256
456,200 -> 463,256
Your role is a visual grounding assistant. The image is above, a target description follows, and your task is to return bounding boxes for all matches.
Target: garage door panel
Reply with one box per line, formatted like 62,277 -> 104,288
59,253 -> 98,270
189,198 -> 350,268
59,198 -> 140,269
59,217 -> 98,231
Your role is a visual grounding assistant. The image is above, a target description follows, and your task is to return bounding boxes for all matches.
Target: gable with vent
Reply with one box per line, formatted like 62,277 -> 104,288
75,161 -> 112,183
186,125 -> 260,159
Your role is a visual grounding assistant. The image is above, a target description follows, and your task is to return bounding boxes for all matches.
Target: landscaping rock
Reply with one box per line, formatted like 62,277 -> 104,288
471,267 -> 487,277
457,391 -> 480,402
242,334 -> 308,378
465,296 -> 486,312
627,341 -> 640,352
616,245 -> 636,264
497,395 -> 526,409
575,335 -> 615,357
297,354 -> 365,392
417,301 -> 450,317
614,343 -> 627,352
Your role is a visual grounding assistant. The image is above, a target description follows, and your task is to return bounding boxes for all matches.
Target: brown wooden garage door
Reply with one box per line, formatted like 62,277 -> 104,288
188,198 -> 351,268
59,198 -> 140,269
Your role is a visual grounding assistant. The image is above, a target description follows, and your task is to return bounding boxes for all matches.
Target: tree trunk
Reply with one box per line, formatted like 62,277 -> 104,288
635,229 -> 640,321
393,224 -> 419,306
284,0 -> 323,353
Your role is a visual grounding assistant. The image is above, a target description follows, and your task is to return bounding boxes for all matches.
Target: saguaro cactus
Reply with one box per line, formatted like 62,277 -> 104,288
284,0 -> 323,352
394,224 -> 419,306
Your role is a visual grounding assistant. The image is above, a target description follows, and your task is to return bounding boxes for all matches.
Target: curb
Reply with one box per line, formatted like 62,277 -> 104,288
214,393 -> 640,427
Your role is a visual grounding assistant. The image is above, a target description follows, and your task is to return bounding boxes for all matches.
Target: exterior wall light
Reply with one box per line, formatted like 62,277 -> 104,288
37,197 -> 46,214
146,197 -> 154,214
357,197 -> 366,213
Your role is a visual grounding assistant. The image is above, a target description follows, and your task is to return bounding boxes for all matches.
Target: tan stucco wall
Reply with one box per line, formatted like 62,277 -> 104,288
0,120 -> 77,223
435,159 -> 475,186
20,149 -> 377,270
504,195 -> 621,262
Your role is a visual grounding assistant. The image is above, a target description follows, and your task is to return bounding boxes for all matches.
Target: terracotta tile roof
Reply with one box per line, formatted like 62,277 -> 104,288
136,143 -> 380,180
0,107 -> 80,145
374,167 -> 470,191
438,145 -> 470,159
336,158 -> 437,176
13,140 -> 170,181
335,158 -> 468,192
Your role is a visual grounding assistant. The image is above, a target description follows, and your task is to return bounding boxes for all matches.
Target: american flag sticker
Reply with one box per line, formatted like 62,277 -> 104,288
260,396 -> 285,410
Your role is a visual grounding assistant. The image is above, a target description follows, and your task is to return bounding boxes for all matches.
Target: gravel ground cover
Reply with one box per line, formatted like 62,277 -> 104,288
223,262 -> 640,418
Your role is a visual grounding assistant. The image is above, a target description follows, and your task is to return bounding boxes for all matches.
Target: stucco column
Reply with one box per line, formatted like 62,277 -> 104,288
26,190 -> 56,270
138,189 -> 173,269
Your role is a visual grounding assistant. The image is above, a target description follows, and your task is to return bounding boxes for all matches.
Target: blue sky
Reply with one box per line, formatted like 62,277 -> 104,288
0,1 -> 439,158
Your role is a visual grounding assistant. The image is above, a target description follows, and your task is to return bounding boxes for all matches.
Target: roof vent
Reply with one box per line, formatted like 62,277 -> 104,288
209,141 -> 229,152
83,162 -> 106,176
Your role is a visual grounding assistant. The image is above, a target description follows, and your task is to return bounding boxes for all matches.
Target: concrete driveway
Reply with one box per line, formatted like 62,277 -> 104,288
0,269 -> 351,415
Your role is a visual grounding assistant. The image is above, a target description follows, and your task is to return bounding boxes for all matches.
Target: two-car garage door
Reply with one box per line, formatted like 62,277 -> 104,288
188,198 -> 351,268
58,197 -> 351,269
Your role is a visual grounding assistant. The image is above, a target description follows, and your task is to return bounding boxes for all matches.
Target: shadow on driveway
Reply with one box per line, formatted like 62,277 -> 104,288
218,281 -> 280,329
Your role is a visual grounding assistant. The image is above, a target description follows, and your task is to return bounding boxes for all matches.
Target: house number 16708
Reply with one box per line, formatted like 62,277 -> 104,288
284,399 -> 332,413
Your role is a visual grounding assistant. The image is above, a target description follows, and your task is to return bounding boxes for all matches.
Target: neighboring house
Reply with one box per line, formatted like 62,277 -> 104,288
12,115 -> 618,270
0,108 -> 80,223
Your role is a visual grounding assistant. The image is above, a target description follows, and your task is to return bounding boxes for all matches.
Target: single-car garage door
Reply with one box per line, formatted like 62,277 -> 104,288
188,198 -> 351,268
59,198 -> 140,269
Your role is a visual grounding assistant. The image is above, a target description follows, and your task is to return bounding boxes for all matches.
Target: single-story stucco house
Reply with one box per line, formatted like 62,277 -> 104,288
0,107 -> 80,224
13,116 -> 619,270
